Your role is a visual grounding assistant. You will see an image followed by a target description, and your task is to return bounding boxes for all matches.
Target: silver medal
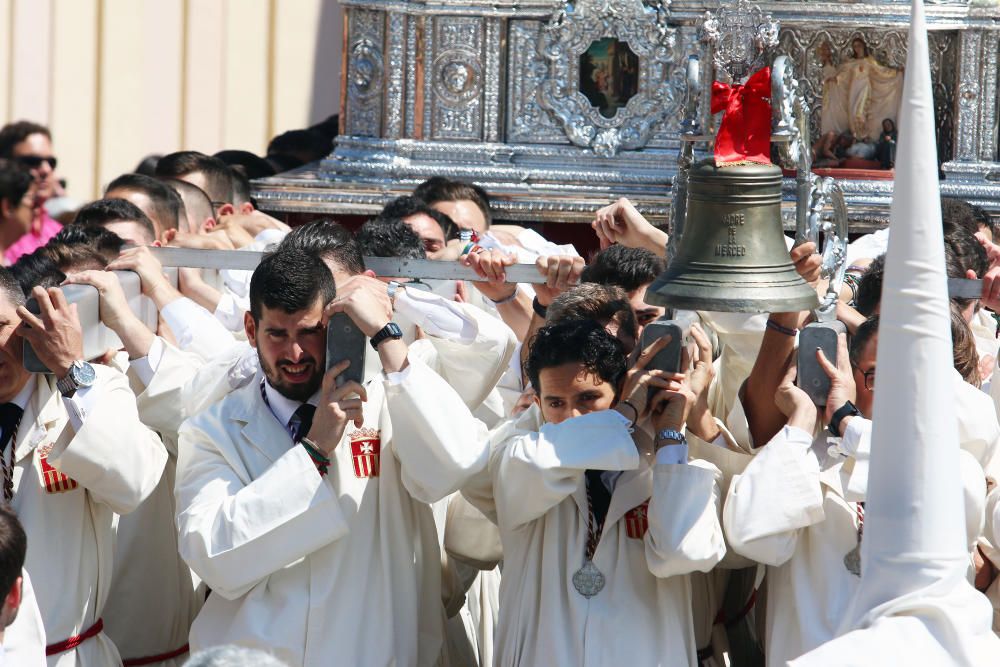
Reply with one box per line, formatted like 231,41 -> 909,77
572,560 -> 606,598
843,544 -> 861,577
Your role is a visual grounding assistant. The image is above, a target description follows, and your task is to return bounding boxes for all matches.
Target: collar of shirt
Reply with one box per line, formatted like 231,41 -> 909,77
262,379 -> 319,436
9,378 -> 33,412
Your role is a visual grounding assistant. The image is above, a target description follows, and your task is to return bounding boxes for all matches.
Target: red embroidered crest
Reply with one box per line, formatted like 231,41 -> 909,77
624,501 -> 649,539
35,444 -> 78,494
349,429 -> 381,479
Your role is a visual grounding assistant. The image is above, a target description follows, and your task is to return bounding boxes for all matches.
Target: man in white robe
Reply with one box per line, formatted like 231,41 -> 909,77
1,271 -> 167,666
472,320 -> 725,665
175,249 -> 488,666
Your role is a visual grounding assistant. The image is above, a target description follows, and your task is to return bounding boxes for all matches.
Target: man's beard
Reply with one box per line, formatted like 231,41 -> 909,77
259,353 -> 323,402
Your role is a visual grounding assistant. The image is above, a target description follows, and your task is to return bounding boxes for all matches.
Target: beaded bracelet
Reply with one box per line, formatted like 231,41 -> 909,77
765,318 -> 798,337
300,438 -> 331,476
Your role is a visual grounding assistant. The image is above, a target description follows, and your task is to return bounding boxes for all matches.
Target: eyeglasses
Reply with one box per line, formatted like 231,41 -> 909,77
15,155 -> 57,170
861,368 -> 875,390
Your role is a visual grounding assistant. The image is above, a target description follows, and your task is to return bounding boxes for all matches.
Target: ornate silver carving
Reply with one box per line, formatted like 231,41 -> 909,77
701,0 -> 779,82
508,20 -> 568,144
536,0 -> 679,157
431,16 -> 485,140
385,12 -> 406,139
345,10 -> 385,138
484,18 -> 502,142
405,15 -> 420,138
982,31 -> 998,161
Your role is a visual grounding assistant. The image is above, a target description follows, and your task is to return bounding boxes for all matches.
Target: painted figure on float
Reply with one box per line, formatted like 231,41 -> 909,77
820,37 -> 904,143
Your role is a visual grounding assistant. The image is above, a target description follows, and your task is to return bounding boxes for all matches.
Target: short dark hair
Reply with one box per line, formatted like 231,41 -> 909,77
356,217 -> 425,259
155,151 -> 234,206
278,220 -> 365,275
42,242 -> 111,273
74,198 -> 157,244
379,196 -> 459,241
249,249 -> 336,323
968,202 -> 998,240
226,166 -> 253,208
162,178 -> 213,230
525,320 -> 628,396
214,150 -> 276,181
413,177 -> 492,228
854,255 -> 885,318
547,283 -> 639,345
266,129 -> 332,164
0,121 -> 50,158
105,172 -> 184,232
0,159 -> 33,209
581,244 -> 666,292
10,250 -> 63,296
941,197 -> 980,237
134,153 -> 161,177
50,224 -> 125,262
944,222 -> 988,279
0,267 -> 25,306
0,505 -> 26,606
850,315 -> 879,366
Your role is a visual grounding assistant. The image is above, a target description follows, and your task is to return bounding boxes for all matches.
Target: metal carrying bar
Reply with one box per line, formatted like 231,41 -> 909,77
149,247 -> 551,284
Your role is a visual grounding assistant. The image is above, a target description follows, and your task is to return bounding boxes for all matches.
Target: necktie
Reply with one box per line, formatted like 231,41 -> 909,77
0,404 -> 23,502
288,404 -> 316,443
0,404 -> 22,454
585,469 -> 612,529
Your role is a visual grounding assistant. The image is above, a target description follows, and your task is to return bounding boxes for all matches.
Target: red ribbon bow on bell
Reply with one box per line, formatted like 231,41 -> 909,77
710,67 -> 772,167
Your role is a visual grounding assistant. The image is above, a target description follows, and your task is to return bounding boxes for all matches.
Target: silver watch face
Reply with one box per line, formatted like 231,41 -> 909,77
71,361 -> 96,387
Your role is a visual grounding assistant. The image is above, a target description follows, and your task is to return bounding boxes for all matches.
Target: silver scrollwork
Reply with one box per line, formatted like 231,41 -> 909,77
537,0 -> 679,158
701,0 -> 779,83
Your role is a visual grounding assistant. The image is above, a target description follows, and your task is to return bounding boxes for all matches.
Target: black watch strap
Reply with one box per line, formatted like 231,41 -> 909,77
532,296 -> 548,319
370,322 -> 403,350
828,400 -> 861,438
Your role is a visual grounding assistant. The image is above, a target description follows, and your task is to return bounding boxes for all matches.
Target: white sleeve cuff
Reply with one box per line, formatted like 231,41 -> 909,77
129,336 -> 166,387
213,293 -> 249,333
385,362 -> 415,385
62,375 -> 106,432
394,288 -> 476,343
656,443 -> 689,465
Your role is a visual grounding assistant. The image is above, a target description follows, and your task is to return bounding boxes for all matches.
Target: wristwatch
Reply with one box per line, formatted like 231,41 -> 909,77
56,360 -> 96,398
655,428 -> 687,445
370,322 -> 404,350
828,400 -> 861,437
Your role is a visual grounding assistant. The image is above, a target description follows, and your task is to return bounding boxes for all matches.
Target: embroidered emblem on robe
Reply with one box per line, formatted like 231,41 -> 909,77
35,443 -> 78,493
624,501 -> 649,539
349,429 -> 381,478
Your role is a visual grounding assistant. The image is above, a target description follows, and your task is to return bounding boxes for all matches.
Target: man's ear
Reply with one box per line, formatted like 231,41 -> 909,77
216,203 -> 236,218
245,311 -> 258,347
239,202 -> 254,215
0,198 -> 12,220
201,217 -> 217,233
5,576 -> 22,612
363,269 -> 377,278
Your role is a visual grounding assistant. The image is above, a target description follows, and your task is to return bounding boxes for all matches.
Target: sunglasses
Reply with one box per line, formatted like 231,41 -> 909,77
16,155 -> 57,170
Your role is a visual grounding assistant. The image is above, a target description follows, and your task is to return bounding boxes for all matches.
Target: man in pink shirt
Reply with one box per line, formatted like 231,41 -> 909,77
0,121 -> 62,263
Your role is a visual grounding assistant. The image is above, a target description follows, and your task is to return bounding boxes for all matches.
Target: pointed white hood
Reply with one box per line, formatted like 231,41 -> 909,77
791,2 -> 1000,662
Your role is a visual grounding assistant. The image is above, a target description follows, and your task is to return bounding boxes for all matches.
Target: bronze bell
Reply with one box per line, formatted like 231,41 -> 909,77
648,159 -> 819,313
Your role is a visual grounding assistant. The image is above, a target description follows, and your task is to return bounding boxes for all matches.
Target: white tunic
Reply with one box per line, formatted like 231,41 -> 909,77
12,368 -> 167,667
481,406 -> 726,666
103,340 -> 204,667
175,356 -> 488,667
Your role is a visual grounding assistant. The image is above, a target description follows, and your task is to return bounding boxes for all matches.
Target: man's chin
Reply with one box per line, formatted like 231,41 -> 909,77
271,378 -> 321,402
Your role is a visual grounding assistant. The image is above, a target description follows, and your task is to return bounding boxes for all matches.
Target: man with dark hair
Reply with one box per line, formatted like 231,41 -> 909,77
0,160 -> 35,263
0,122 -> 62,264
0,505 -> 26,640
414,176 -> 492,233
73,197 -> 157,246
49,224 -> 125,262
378,196 -> 458,258
155,151 -> 235,215
854,254 -> 885,317
176,248 -> 489,666
105,172 -> 184,239
466,319 -> 724,665
225,166 -> 255,213
356,217 -> 426,260
581,244 -> 667,331
547,283 -> 639,354
0,265 -> 166,665
214,150 -> 276,182
0,503 -> 45,666
162,178 -> 216,235
279,219 -> 365,278
266,128 -> 333,165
